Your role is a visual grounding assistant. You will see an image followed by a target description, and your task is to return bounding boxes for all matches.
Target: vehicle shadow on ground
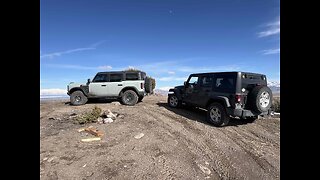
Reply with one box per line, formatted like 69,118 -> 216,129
156,103 -> 250,127
65,99 -> 144,105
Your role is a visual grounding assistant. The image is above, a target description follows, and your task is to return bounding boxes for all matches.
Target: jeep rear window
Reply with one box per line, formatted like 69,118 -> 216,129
125,73 -> 139,80
110,74 -> 123,82
93,73 -> 108,82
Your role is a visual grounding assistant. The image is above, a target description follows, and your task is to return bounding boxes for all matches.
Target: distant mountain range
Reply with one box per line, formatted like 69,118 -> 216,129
155,81 -> 280,96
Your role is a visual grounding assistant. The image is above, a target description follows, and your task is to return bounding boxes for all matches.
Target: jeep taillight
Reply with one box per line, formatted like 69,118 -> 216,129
235,95 -> 241,103
141,83 -> 144,89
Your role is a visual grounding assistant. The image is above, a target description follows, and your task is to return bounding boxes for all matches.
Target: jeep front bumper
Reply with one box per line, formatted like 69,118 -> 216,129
226,108 -> 271,118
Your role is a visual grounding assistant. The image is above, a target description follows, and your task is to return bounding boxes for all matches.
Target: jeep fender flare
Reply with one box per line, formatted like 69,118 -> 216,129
169,88 -> 182,100
207,96 -> 231,108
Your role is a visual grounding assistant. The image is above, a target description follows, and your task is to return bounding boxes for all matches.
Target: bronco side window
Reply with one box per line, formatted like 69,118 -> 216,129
92,73 -> 108,82
110,74 -> 123,82
125,73 -> 139,80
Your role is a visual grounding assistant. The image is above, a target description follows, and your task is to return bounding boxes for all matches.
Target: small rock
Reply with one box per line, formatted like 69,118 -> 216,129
43,157 -> 48,161
117,114 -> 125,119
205,161 -> 209,165
56,118 -> 61,121
97,117 -> 103,124
124,165 -> 127,168
198,164 -> 211,175
103,118 -> 114,123
70,113 -> 77,116
48,117 -> 55,120
86,172 -> 94,177
134,133 -> 144,139
47,156 -> 57,163
83,164 -> 87,168
111,102 -> 121,106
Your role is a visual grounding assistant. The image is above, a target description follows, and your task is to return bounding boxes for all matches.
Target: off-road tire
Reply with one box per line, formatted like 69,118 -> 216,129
70,91 -> 88,106
121,90 -> 138,106
207,103 -> 230,127
144,77 -> 153,94
168,94 -> 181,108
248,86 -> 273,113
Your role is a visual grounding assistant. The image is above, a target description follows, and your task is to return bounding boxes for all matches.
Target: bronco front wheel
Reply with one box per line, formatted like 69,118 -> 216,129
70,91 -> 88,106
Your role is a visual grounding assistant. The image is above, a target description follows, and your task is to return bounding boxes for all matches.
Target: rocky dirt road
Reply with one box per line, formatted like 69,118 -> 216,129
40,95 -> 280,180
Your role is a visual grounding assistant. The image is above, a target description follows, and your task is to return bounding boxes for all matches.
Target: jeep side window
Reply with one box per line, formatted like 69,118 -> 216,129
110,74 -> 122,82
200,76 -> 213,87
214,76 -> 235,91
188,76 -> 199,85
92,73 -> 108,82
125,73 -> 139,80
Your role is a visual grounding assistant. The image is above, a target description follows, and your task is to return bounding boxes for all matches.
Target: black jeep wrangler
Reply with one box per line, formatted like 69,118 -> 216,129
168,72 -> 272,127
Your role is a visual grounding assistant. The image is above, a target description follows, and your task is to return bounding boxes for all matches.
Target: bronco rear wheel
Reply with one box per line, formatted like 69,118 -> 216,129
121,90 -> 138,106
70,91 -> 88,106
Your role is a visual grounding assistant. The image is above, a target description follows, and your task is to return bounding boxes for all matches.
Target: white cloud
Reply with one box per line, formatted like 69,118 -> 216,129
258,17 -> 280,37
97,65 -> 112,70
40,88 -> 67,96
168,71 -> 175,75
261,48 -> 280,55
40,40 -> 105,59
158,76 -> 188,81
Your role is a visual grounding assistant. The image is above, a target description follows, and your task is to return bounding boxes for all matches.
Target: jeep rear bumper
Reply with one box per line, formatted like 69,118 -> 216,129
226,108 -> 271,118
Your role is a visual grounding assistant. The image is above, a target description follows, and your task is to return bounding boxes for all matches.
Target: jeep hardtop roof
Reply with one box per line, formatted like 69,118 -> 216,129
189,71 -> 265,76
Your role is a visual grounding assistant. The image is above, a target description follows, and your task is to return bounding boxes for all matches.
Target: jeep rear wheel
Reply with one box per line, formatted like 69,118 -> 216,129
168,94 -> 181,108
207,103 -> 229,127
121,90 -> 138,106
70,91 -> 88,106
248,86 -> 273,113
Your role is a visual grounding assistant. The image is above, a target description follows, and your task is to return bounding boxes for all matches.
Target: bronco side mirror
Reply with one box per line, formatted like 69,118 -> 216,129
184,81 -> 187,86
87,78 -> 91,85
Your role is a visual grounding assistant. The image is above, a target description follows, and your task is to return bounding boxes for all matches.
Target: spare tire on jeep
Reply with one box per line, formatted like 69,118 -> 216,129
247,86 -> 273,113
144,77 -> 153,94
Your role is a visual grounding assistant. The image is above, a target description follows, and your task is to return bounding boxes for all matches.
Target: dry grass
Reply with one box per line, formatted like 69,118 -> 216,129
74,106 -> 102,124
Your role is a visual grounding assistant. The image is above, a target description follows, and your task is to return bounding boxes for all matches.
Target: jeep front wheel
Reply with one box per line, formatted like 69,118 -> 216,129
207,103 -> 229,127
70,91 -> 88,106
121,90 -> 138,106
168,94 -> 181,108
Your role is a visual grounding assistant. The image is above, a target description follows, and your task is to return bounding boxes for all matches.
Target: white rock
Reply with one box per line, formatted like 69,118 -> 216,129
198,164 -> 211,175
47,156 -> 57,163
103,118 -> 114,123
134,133 -> 145,139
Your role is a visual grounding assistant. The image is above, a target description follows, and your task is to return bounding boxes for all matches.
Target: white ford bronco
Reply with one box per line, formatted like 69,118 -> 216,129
67,70 -> 152,106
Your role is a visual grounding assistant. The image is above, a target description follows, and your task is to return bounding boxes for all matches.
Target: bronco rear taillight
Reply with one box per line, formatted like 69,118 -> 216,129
235,95 -> 242,103
141,83 -> 144,89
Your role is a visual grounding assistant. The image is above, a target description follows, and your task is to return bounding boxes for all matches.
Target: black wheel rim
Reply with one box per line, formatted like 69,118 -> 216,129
125,93 -> 134,103
75,95 -> 81,102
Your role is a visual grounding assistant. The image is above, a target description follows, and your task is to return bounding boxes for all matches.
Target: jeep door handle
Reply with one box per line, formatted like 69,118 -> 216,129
118,84 -> 123,86
101,85 -> 106,87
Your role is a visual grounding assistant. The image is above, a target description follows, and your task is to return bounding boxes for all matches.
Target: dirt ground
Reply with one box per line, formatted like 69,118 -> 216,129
40,95 -> 280,180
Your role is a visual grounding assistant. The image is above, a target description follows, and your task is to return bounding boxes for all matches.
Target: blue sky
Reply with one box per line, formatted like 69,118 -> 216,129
40,0 -> 279,95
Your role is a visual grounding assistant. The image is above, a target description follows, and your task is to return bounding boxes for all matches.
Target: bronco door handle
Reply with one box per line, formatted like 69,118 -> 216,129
118,84 -> 123,86
101,85 -> 106,87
